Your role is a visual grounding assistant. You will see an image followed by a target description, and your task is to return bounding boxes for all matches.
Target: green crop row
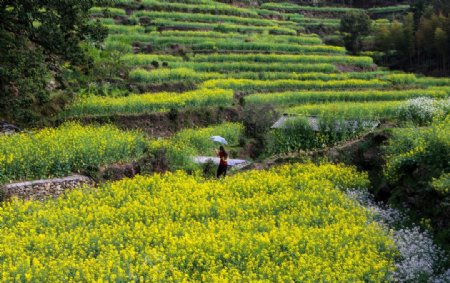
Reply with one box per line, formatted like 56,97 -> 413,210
132,10 -> 296,27
228,71 -> 391,81
135,0 -> 259,17
90,7 -> 127,17
191,53 -> 373,67
368,5 -> 410,14
107,33 -> 322,46
150,30 -> 321,43
191,41 -> 346,54
173,62 -> 337,73
121,54 -> 183,65
151,18 -> 298,35
126,70 -> 394,86
104,24 -> 145,34
285,100 -> 404,119
64,88 -> 233,118
202,78 -> 390,93
129,68 -> 221,84
106,35 -> 344,54
261,2 -> 362,13
292,18 -> 341,27
416,77 -> 450,87
244,87 -> 450,106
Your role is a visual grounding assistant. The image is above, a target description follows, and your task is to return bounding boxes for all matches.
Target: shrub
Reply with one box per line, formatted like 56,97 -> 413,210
397,97 -> 449,126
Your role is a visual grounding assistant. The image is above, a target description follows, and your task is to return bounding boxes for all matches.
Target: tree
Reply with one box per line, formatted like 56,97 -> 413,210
402,13 -> 415,65
0,0 -> 108,125
339,11 -> 372,54
434,27 -> 448,70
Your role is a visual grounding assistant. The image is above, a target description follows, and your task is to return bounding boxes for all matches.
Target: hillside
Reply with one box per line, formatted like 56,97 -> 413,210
1,0 -> 449,281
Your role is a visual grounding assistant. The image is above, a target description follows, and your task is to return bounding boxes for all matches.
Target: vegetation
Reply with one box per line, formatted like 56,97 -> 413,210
64,89 -> 233,117
245,87 -> 450,106
0,0 -> 108,125
373,2 -> 450,75
0,163 -> 396,281
0,123 -> 147,183
340,11 -> 372,53
268,116 -> 371,154
149,122 -> 243,170
384,117 -> 450,246
286,100 -> 404,119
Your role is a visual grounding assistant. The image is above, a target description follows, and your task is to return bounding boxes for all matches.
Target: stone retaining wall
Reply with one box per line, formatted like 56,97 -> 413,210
1,175 -> 94,201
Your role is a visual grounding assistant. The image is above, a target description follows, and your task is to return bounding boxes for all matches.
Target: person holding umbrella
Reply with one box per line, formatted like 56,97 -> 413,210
210,136 -> 229,178
215,145 -> 228,178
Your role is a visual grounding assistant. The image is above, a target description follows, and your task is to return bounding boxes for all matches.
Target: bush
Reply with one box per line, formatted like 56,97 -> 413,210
268,115 -> 368,154
397,97 -> 449,126
242,104 -> 279,158
383,117 -> 450,244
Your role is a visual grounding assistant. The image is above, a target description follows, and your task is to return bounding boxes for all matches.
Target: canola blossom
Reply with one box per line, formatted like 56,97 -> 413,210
0,163 -> 396,282
64,88 -> 233,118
0,123 -> 147,183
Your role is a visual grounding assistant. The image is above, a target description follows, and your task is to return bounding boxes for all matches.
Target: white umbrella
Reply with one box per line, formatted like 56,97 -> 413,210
210,136 -> 228,145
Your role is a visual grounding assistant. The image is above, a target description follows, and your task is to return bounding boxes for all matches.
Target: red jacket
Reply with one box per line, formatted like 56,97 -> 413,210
218,151 -> 228,166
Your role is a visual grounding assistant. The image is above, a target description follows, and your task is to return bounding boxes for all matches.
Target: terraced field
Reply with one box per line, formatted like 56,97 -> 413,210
63,0 -> 449,122
1,1 -> 449,281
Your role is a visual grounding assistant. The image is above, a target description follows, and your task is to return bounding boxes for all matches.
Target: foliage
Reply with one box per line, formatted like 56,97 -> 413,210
242,104 -> 279,158
0,163 -> 397,281
0,122 -> 147,183
397,97 -> 450,126
340,11 -> 372,53
268,116 -> 368,154
383,117 -> 450,244
148,123 -> 243,171
0,0 -> 108,125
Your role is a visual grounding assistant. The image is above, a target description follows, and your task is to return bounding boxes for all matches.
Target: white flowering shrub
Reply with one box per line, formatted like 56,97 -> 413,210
345,189 -> 448,282
393,227 -> 445,282
397,97 -> 449,126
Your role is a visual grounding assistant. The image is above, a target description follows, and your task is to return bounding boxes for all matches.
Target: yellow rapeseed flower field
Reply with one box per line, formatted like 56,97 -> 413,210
0,163 -> 396,282
0,122 -> 147,183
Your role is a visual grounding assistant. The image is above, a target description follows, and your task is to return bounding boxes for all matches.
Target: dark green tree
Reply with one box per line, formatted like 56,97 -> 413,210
339,11 -> 372,54
0,0 -> 108,125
